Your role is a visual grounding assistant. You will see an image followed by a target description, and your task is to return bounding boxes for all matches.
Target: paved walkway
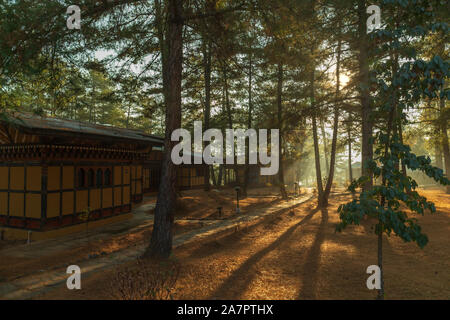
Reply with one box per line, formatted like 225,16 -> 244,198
0,193 -> 313,299
0,197 -> 157,260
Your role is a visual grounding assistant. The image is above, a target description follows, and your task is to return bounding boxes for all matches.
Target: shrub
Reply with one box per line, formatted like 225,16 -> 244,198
109,258 -> 179,300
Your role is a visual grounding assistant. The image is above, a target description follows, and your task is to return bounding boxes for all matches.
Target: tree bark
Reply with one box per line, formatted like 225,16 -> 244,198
242,51 -> 253,198
277,64 -> 288,199
210,165 -> 216,186
377,227 -> 384,299
348,126 -> 353,182
223,65 -> 233,132
312,114 -> 324,206
320,118 -> 330,176
322,26 -> 342,205
435,144 -> 443,169
222,64 -> 238,183
310,59 -> 324,206
440,95 -> 450,194
145,0 -> 183,259
358,0 -> 373,191
202,36 -> 212,191
217,164 -> 223,186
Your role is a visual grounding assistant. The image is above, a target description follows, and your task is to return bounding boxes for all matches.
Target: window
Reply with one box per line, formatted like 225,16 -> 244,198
87,169 -> 94,187
96,169 -> 103,187
78,168 -> 85,188
104,169 -> 111,186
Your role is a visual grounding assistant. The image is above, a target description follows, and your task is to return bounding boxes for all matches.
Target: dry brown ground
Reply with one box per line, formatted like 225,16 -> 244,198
173,187 -> 286,220
0,187 -> 285,283
35,188 -> 449,300
0,221 -> 207,283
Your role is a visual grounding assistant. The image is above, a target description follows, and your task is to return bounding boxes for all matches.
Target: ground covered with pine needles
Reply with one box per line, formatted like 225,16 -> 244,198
34,188 -> 449,300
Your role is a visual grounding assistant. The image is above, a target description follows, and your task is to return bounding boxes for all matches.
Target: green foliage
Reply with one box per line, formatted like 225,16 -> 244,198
337,0 -> 449,249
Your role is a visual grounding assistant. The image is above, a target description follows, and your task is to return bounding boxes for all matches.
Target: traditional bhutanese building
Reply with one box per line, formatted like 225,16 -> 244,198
224,164 -> 277,187
0,112 -> 205,240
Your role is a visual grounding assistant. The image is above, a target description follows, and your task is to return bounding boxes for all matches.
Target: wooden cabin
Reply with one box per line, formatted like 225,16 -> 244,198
224,164 -> 276,187
176,153 -> 207,190
0,113 -> 206,240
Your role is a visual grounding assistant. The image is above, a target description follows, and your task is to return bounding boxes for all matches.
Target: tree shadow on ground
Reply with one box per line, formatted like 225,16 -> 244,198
297,207 -> 328,299
184,205 -> 304,260
208,207 -> 320,299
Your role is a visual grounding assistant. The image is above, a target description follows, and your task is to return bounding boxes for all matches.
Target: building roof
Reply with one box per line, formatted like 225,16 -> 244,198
2,112 -> 164,145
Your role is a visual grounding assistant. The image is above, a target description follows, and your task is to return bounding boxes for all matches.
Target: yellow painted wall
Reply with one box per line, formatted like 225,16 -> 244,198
114,187 -> 122,206
26,194 -> 41,219
90,189 -> 101,210
182,168 -> 190,186
47,193 -> 60,218
114,166 -> 122,185
76,190 -> 88,214
123,166 -> 130,184
47,166 -> 60,191
10,193 -> 24,216
176,167 -> 205,187
26,167 -> 41,191
10,167 -> 24,190
0,192 -> 7,215
136,180 -> 141,194
62,166 -> 74,189
0,166 -> 41,219
0,167 -> 8,189
62,192 -> 74,215
137,165 -> 142,179
123,186 -> 130,204
132,165 -> 142,194
102,188 -> 112,208
0,164 -> 134,222
143,168 -> 150,189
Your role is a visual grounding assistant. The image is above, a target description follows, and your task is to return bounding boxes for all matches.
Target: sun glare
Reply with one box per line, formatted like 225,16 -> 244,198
340,73 -> 350,89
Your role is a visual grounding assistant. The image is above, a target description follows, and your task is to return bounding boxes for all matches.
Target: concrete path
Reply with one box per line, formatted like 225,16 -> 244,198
0,197 -> 157,259
0,194 -> 313,299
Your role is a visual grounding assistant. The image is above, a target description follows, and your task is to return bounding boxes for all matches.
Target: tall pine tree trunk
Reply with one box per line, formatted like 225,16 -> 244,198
145,0 -> 183,258
277,64 -> 288,199
435,144 -> 443,169
440,95 -> 450,194
310,58 -> 324,206
202,36 -> 212,191
222,64 -> 238,183
358,0 -> 373,191
210,166 -> 216,186
348,126 -> 353,182
323,25 -> 342,205
217,164 -> 223,186
312,114 -> 324,206
320,118 -> 330,176
242,52 -> 253,198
